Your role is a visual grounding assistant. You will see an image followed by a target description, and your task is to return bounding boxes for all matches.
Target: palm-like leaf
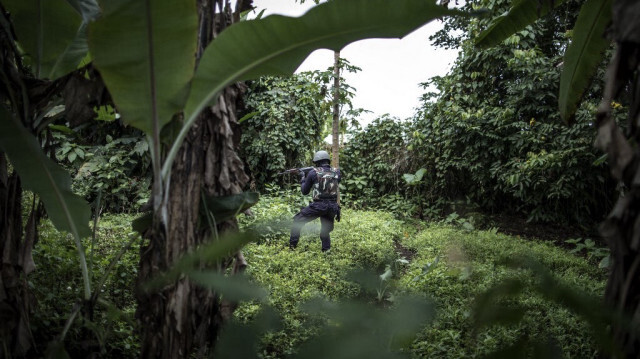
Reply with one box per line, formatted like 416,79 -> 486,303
64,0 -> 100,22
475,0 -> 565,48
0,107 -> 91,239
89,0 -> 198,135
3,0 -> 85,79
559,0 -> 613,121
164,0 -> 465,177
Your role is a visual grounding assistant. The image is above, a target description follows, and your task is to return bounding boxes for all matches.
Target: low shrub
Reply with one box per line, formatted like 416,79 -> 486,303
31,215 -> 140,358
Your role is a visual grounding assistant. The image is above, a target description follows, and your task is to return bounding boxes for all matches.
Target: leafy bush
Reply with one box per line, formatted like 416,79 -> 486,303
408,0 -> 623,224
337,0 -> 623,225
341,115 -> 410,199
53,123 -> 151,213
31,215 -> 140,358
240,74 -> 327,187
340,116 -> 426,218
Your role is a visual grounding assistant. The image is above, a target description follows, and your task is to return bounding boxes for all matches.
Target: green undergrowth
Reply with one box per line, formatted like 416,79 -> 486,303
399,226 -> 606,358
31,194 -> 608,358
32,214 -> 140,358
238,198 -> 403,356
238,195 -> 608,358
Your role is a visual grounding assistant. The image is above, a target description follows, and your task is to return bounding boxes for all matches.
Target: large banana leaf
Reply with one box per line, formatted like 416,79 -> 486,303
475,0 -> 565,48
0,107 -> 91,239
3,0 -> 86,79
88,0 -> 198,135
163,0 -> 465,177
64,0 -> 100,22
558,0 -> 612,121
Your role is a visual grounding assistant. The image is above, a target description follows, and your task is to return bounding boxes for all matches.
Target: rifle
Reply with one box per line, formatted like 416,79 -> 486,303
277,166 -> 314,176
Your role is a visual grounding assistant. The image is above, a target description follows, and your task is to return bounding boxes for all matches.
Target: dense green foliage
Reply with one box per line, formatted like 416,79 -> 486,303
53,117 -> 151,212
240,74 -> 327,185
32,215 -> 140,358
341,0 -> 622,224
340,116 -> 418,214
2,0 -> 631,357
232,192 -> 606,358
30,192 -> 608,358
402,226 -> 606,357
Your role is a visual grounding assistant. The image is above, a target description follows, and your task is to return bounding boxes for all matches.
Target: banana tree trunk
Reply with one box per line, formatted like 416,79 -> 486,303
0,153 -> 35,357
136,1 -> 251,357
595,1 -> 640,356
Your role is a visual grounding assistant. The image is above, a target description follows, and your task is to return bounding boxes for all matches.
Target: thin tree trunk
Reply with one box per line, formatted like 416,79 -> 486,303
332,51 -> 340,169
136,0 -> 250,357
332,51 -> 340,204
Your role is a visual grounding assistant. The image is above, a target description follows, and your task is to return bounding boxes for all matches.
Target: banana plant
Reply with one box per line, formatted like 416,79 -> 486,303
88,0 -> 468,230
2,0 -> 99,80
0,0 -> 100,303
476,0 -> 613,121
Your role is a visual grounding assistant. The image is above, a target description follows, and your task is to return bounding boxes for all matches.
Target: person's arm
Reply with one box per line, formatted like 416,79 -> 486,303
300,169 -> 316,195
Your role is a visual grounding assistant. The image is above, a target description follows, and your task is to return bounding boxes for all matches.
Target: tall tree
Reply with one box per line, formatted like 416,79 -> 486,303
332,50 -> 340,172
130,1 -> 252,356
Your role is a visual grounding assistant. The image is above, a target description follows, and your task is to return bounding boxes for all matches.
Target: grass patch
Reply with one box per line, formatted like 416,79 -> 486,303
399,225 -> 606,358
238,195 -> 607,358
30,194 -> 608,358
238,197 -> 404,357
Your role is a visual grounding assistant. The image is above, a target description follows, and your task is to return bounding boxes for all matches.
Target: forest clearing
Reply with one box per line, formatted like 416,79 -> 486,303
31,193 -> 606,358
0,0 -> 638,358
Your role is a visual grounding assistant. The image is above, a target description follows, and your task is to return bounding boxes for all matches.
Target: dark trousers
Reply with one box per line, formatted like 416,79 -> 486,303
289,201 -> 338,251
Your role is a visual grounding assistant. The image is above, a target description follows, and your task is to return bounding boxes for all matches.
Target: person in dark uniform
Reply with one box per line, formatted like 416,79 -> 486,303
289,150 -> 341,252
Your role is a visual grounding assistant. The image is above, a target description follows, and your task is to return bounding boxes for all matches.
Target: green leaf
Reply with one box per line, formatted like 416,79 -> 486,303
379,266 -> 392,281
295,296 -> 435,358
214,306 -> 281,359
89,0 -> 198,135
186,271 -> 267,302
402,173 -> 416,184
165,0 -> 466,178
558,0 -> 612,121
45,341 -> 71,359
238,111 -> 259,124
201,192 -> 260,224
598,255 -> 610,269
403,168 -> 427,185
473,278 -> 526,328
475,0 -> 565,48
0,107 -> 91,239
186,0 -> 462,120
48,124 -> 73,134
145,231 -> 257,290
4,0 -> 85,79
64,0 -> 100,22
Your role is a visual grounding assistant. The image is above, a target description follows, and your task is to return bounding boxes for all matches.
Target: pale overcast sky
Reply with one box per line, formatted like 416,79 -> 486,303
250,0 -> 460,126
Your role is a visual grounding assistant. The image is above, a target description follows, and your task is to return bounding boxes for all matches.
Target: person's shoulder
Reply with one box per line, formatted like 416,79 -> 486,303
306,168 -> 318,179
